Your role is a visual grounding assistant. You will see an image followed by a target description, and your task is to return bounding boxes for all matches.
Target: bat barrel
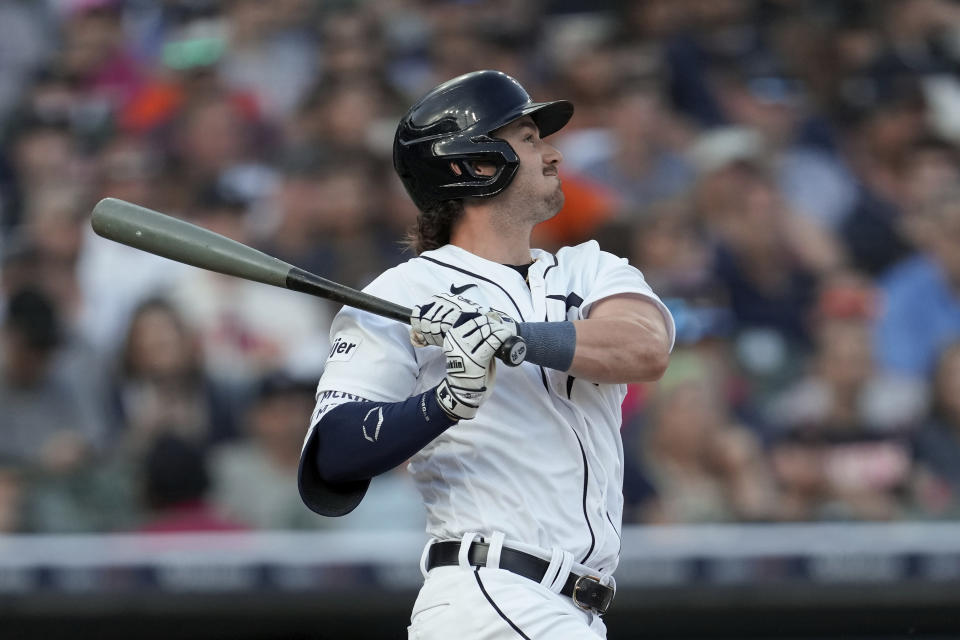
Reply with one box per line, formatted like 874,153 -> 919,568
91,197 -> 294,288
90,197 -> 525,366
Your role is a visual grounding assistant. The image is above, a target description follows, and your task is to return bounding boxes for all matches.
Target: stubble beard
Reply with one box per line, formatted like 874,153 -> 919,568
491,180 -> 565,231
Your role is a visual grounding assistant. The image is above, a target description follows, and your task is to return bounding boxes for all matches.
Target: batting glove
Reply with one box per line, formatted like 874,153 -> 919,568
410,292 -> 483,348
436,310 -> 518,421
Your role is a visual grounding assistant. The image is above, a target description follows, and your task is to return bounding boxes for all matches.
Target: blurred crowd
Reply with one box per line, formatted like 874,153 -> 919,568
2,0 -> 960,533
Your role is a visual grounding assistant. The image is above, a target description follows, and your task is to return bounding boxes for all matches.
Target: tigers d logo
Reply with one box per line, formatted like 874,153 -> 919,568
362,406 -> 383,442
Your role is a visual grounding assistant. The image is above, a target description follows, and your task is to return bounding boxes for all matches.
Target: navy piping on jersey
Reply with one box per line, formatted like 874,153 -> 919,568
420,255 -> 553,391
606,511 -> 622,556
571,429 -> 596,564
538,309 -> 550,391
418,256 -> 526,320
541,253 -> 558,279
546,292 -> 584,314
423,253 -> 597,561
473,567 -> 533,640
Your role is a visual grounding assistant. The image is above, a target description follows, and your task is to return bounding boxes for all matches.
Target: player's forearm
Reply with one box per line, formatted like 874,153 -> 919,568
568,316 -> 670,383
312,389 -> 457,483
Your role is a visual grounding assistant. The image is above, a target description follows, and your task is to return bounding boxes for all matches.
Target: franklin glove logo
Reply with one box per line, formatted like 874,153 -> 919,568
446,356 -> 466,373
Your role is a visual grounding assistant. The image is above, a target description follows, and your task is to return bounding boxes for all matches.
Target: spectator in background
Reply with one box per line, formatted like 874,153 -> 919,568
75,133 -> 188,352
769,274 -> 926,521
912,342 -> 960,517
874,185 -> 960,378
318,7 -> 387,82
328,466 -> 426,533
139,433 -> 245,533
0,1 -> 51,127
1,67 -> 82,234
691,154 -> 842,391
642,0 -> 763,129
596,198 -> 715,302
111,297 -> 236,455
167,180 -> 332,388
626,350 -> 778,524
0,467 -> 24,533
0,288 -> 105,470
6,117 -> 80,226
258,148 -> 388,286
58,0 -> 144,113
162,88 -> 266,213
19,184 -> 90,326
889,136 -> 960,270
210,371 -> 327,530
218,0 -> 317,120
868,0 -> 960,92
542,70 -> 695,249
839,88 -> 929,277
714,64 -> 860,232
575,77 -> 696,220
289,76 -> 398,155
0,235 -> 41,315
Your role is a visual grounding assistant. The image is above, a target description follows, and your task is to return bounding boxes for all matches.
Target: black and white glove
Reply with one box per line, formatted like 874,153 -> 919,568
435,310 -> 518,420
410,292 -> 483,348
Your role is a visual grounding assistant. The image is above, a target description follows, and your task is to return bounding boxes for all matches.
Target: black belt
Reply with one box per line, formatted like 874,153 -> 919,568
425,540 -> 614,614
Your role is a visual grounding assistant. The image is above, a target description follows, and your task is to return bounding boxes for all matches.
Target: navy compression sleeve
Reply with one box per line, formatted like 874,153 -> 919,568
314,387 -> 457,483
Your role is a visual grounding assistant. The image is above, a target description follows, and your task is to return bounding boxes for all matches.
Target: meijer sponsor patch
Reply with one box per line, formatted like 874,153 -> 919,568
327,334 -> 363,362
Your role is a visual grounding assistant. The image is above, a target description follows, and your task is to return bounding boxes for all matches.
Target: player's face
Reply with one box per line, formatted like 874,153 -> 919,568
490,116 -> 565,224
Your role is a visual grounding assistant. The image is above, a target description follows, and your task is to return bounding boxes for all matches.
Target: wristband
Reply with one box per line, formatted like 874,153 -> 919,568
516,321 -> 576,371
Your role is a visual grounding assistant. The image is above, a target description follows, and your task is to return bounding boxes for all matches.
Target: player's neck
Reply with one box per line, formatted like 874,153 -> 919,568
450,207 -> 533,265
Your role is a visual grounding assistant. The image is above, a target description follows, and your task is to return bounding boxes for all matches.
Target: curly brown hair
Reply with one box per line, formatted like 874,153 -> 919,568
406,199 -> 465,255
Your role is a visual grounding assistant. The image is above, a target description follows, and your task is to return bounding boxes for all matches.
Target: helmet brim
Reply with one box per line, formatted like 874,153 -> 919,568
521,99 -> 574,138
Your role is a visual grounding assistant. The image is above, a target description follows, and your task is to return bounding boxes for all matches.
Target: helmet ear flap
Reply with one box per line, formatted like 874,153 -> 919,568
454,158 -> 493,179
431,134 -> 519,197
449,158 -> 488,179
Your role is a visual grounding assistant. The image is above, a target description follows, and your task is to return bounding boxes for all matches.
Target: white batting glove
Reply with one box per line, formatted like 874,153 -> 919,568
410,292 -> 483,348
436,310 -> 518,421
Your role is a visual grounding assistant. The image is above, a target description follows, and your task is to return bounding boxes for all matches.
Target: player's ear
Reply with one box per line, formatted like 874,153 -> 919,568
449,160 -> 496,177
471,161 -> 496,177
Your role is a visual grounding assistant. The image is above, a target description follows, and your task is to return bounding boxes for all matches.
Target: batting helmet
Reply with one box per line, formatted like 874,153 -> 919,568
393,70 -> 574,211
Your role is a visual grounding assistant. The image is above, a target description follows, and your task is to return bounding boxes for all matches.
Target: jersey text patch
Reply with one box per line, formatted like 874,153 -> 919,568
328,334 -> 363,362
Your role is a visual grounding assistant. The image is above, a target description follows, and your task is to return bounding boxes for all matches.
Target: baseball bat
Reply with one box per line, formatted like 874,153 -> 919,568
90,198 -> 527,366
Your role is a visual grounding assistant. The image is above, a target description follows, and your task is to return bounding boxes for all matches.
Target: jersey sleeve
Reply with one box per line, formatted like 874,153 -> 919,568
571,240 -> 676,352
314,274 -> 421,403
299,268 -> 420,517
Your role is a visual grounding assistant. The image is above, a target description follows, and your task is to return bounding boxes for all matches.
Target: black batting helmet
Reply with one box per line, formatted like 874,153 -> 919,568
393,70 -> 574,211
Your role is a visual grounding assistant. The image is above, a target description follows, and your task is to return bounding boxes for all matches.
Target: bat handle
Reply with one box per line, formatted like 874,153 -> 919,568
496,335 -> 526,367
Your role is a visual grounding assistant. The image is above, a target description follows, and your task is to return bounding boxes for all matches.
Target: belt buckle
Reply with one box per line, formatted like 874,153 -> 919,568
572,574 -> 612,614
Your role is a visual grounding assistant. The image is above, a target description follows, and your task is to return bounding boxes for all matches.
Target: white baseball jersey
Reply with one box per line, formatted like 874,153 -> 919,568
309,241 -> 675,576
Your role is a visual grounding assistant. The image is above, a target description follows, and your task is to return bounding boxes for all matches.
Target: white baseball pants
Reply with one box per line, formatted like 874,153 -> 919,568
407,564 -> 607,639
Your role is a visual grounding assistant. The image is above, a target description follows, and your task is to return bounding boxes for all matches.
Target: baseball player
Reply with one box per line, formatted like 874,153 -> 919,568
298,70 -> 674,639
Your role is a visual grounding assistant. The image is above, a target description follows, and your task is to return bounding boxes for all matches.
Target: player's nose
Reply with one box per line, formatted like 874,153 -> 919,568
543,142 -> 563,166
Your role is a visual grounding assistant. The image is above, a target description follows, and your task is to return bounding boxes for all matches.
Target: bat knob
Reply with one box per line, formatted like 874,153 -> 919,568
496,335 -> 526,367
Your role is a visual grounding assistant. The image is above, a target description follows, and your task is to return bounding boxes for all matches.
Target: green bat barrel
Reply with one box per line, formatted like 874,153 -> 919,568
90,197 -> 524,364
91,197 -> 293,288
